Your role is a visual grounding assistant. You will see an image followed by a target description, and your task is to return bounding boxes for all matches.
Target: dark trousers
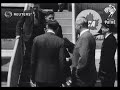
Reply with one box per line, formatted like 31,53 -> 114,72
101,80 -> 115,87
98,69 -> 116,87
71,78 -> 96,87
18,40 -> 33,87
19,28 -> 45,87
71,68 -> 96,87
100,73 -> 116,87
36,82 -> 61,87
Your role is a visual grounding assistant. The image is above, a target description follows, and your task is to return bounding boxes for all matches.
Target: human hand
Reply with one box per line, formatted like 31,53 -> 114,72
16,35 -> 20,39
30,79 -> 36,87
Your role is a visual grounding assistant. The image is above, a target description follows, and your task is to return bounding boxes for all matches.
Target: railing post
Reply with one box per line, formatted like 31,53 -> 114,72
72,3 -> 75,44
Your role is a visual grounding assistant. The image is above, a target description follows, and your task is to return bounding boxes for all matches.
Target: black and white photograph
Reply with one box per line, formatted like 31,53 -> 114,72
1,3 -> 118,87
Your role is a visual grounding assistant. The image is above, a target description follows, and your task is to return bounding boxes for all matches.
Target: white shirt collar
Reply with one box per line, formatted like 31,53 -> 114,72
80,29 -> 89,37
47,29 -> 55,34
105,33 -> 112,39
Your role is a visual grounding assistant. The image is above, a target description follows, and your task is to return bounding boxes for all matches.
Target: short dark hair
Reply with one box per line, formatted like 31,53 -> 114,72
46,20 -> 59,31
46,11 -> 54,17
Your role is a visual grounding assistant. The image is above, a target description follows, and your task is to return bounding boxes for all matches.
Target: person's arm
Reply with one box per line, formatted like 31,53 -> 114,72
59,40 -> 66,83
30,37 -> 38,82
16,15 -> 26,37
71,38 -> 82,69
77,37 -> 89,70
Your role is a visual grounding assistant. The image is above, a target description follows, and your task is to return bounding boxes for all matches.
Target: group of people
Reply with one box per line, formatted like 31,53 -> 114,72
16,3 -> 117,87
72,17 -> 117,87
16,3 -> 74,87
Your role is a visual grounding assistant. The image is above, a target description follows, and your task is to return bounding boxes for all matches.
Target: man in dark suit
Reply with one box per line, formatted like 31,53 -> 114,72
98,22 -> 117,87
16,3 -> 46,86
71,17 -> 97,87
44,11 -> 75,85
30,20 -> 66,87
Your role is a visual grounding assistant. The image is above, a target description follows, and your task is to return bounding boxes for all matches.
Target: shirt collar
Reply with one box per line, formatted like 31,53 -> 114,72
105,33 -> 112,39
80,29 -> 89,37
47,29 -> 55,34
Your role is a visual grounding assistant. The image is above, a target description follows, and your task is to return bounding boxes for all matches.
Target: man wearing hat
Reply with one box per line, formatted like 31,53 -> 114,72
98,20 -> 117,87
30,20 -> 66,87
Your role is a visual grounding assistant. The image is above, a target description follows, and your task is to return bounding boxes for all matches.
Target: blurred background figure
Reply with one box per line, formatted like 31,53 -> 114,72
58,3 -> 65,12
98,21 -> 117,87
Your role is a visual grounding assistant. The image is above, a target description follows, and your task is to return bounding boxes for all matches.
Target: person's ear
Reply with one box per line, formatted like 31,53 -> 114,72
107,28 -> 109,32
45,16 -> 47,20
75,24 -> 79,30
46,24 -> 48,29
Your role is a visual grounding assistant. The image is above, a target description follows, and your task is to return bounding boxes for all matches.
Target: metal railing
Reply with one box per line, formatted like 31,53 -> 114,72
7,36 -> 24,87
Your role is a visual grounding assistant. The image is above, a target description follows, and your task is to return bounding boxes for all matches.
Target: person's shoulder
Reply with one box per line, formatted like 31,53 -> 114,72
52,34 -> 63,41
81,31 -> 91,38
81,32 -> 95,41
34,34 -> 46,40
110,34 -> 116,38
58,24 -> 62,27
87,31 -> 95,38
56,36 -> 64,44
108,34 -> 117,42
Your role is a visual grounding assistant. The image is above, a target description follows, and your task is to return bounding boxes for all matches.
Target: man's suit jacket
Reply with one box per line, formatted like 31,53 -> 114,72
72,31 -> 97,85
31,32 -> 66,83
99,34 -> 117,77
55,25 -> 63,38
63,37 -> 75,54
16,9 -> 45,41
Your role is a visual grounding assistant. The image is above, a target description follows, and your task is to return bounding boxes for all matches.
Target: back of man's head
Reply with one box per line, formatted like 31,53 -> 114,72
76,17 -> 88,28
46,20 -> 59,32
